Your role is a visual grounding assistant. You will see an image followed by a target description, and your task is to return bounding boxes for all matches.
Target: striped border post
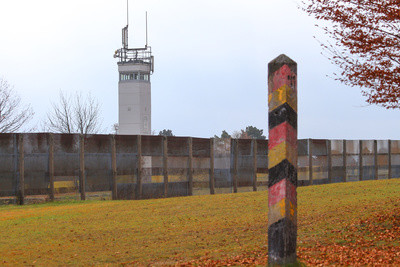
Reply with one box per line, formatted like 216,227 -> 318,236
267,54 -> 298,265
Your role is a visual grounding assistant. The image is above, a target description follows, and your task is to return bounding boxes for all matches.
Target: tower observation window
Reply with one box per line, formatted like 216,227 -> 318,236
120,72 -> 150,81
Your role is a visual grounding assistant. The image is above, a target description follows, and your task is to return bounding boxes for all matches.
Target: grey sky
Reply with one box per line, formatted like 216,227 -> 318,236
0,0 -> 399,139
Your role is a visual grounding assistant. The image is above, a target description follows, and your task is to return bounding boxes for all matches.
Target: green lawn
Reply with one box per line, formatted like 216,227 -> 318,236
1,179 -> 400,265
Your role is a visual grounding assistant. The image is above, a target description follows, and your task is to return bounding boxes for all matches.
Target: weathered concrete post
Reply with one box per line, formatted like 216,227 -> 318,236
163,136 -> 168,198
268,54 -> 297,265
188,137 -> 193,196
48,133 -> 55,201
388,139 -> 392,179
374,140 -> 378,180
137,135 -> 143,200
17,134 -> 25,205
79,135 -> 86,201
252,139 -> 258,192
359,140 -> 363,181
209,138 -> 215,194
110,135 -> 117,200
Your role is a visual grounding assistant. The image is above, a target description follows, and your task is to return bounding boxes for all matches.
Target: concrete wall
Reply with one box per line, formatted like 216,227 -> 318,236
1,133 -> 398,203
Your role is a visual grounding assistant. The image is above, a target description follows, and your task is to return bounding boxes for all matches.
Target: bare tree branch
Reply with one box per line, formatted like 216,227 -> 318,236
45,90 -> 102,135
0,78 -> 34,133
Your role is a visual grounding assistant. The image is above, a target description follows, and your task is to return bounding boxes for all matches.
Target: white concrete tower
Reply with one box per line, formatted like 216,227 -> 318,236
114,9 -> 154,135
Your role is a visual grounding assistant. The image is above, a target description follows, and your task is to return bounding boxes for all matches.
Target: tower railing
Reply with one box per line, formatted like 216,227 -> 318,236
114,47 -> 153,65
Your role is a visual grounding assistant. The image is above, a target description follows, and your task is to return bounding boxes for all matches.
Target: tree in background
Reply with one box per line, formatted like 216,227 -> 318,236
214,130 -> 231,139
303,0 -> 400,108
232,130 -> 250,139
159,129 -> 174,136
45,91 -> 102,135
0,78 -> 34,133
214,130 -> 231,154
245,126 -> 266,139
232,126 -> 266,139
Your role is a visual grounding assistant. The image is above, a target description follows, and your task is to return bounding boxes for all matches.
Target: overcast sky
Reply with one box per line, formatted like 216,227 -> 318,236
0,0 -> 399,139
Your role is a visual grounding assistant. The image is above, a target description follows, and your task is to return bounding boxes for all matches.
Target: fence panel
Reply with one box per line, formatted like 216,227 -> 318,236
236,139 -> 254,193
115,135 -> 138,200
85,134 -> 112,200
192,138 -> 210,195
23,133 -> 50,203
0,134 -> 16,204
312,139 -> 328,185
140,135 -> 164,199
346,140 -> 359,182
298,139 -> 309,186
53,134 -> 80,201
256,139 -> 268,191
377,140 -> 389,179
214,138 -> 232,194
166,137 -> 189,198
391,140 -> 400,179
331,140 -> 344,183
362,140 -> 375,180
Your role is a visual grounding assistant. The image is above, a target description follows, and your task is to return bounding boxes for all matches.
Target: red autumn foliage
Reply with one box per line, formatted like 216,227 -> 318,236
303,0 -> 400,108
176,207 -> 400,266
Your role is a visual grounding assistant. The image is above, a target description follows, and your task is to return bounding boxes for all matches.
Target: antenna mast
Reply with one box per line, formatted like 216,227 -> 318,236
114,1 -> 153,73
127,0 -> 129,26
145,11 -> 148,47
122,0 -> 129,50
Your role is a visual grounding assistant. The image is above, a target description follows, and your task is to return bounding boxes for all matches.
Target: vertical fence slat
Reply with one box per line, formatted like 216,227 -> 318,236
343,139 -> 347,182
308,138 -> 313,185
163,136 -> 168,197
111,135 -> 117,200
79,135 -> 86,201
209,138 -> 215,194
253,139 -> 257,191
188,137 -> 193,196
48,133 -> 55,201
137,135 -> 142,200
17,134 -> 24,205
388,139 -> 392,179
233,139 -> 238,193
327,140 -> 332,184
374,140 -> 378,180
359,140 -> 363,181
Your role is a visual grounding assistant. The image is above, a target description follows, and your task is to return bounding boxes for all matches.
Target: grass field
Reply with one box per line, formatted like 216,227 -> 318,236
1,179 -> 400,266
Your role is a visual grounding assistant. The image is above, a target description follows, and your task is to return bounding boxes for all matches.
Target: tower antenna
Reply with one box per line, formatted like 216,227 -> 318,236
127,0 -> 129,26
145,11 -> 148,47
122,0 -> 129,50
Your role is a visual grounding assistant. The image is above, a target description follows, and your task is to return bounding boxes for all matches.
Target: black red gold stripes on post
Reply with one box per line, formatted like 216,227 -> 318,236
267,54 -> 298,265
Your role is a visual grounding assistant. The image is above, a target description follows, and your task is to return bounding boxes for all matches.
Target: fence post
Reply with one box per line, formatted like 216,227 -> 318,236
137,135 -> 143,200
267,54 -> 298,265
253,139 -> 257,191
233,139 -> 238,193
388,139 -> 392,179
188,137 -> 193,196
163,136 -> 168,198
343,139 -> 347,182
110,135 -> 117,200
308,139 -> 313,185
48,133 -> 55,201
79,135 -> 86,201
17,134 -> 24,205
209,138 -> 215,194
374,140 -> 378,180
359,140 -> 363,181
327,140 -> 332,184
